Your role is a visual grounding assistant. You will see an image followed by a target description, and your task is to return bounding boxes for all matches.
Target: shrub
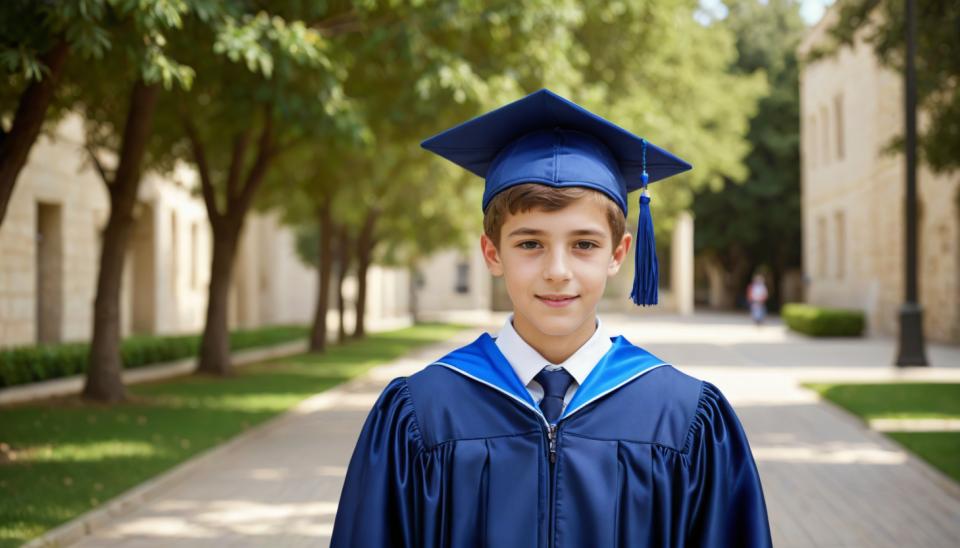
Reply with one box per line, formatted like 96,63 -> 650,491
0,325 -> 308,389
782,303 -> 865,337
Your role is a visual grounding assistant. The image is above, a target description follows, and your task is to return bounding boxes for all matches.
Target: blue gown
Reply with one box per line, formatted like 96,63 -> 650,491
330,333 -> 772,547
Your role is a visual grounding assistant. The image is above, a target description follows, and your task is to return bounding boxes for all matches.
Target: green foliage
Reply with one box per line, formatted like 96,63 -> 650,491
782,303 -> 865,337
267,0 -> 768,273
0,326 -> 309,388
0,323 -> 463,547
692,0 -> 806,307
164,2 -> 353,213
1,0 -> 196,105
814,0 -> 960,172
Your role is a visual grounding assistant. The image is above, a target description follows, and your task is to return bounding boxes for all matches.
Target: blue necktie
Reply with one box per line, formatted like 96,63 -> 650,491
534,368 -> 574,423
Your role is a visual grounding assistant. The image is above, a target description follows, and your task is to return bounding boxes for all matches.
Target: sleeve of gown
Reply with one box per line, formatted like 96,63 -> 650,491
330,377 -> 425,548
684,381 -> 773,547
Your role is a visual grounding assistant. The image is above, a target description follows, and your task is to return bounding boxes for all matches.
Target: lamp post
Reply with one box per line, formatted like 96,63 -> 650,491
895,0 -> 929,367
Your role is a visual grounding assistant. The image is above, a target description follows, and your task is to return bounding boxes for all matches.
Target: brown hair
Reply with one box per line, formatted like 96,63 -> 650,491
483,183 -> 626,247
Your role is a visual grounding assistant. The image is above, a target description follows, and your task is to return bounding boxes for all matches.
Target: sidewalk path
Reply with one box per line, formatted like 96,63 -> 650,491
610,313 -> 960,548
58,313 -> 960,547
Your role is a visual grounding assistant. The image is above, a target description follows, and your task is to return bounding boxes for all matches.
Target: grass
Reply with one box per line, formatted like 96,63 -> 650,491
804,382 -> 960,483
0,323 -> 463,548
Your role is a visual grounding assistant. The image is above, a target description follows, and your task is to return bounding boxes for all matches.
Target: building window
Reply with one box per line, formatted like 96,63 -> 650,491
809,115 -> 818,167
170,211 -> 179,298
455,259 -> 469,294
834,93 -> 845,161
190,222 -> 199,289
36,202 -> 63,343
820,105 -> 830,164
817,215 -> 828,278
834,211 -> 846,279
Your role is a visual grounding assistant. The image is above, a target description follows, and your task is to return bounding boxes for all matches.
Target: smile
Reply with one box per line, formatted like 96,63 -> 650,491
536,295 -> 579,307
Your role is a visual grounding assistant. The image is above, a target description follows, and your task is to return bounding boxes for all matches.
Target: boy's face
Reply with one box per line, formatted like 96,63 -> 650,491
480,195 -> 631,343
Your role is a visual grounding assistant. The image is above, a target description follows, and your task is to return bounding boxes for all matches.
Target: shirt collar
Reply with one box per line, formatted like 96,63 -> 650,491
494,314 -> 612,387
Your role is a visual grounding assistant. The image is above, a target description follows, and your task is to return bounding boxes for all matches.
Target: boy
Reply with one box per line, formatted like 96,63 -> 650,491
330,89 -> 772,547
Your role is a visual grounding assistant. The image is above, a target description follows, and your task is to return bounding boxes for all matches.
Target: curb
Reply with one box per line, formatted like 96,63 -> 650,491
0,340 -> 308,406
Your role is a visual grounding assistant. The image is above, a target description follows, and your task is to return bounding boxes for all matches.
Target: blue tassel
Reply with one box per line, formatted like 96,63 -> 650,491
630,143 -> 657,306
630,188 -> 659,306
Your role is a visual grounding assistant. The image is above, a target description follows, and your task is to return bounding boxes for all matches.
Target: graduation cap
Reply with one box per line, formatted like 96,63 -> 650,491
420,88 -> 692,306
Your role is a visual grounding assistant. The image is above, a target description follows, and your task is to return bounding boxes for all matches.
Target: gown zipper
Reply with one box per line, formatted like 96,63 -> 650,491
548,424 -> 558,463
546,422 -> 560,548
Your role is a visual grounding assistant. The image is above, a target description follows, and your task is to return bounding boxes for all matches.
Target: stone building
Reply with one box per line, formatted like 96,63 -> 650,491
0,114 -> 411,347
798,8 -> 960,342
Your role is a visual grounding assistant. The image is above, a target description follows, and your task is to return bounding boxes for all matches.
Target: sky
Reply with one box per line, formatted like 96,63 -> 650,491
798,0 -> 835,25
699,0 -> 836,26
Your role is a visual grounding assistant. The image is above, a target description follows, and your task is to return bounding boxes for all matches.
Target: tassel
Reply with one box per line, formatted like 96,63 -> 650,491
630,141 -> 658,306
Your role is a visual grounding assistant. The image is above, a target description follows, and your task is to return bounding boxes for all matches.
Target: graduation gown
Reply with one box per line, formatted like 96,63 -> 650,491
330,333 -> 772,547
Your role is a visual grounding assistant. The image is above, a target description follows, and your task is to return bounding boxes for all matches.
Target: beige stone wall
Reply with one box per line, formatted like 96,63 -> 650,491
0,114 -> 109,344
1,115 -> 412,347
799,10 -> 960,342
416,247 -> 492,314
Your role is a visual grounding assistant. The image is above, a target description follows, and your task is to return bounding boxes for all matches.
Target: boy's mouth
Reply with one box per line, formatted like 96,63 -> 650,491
536,294 -> 579,307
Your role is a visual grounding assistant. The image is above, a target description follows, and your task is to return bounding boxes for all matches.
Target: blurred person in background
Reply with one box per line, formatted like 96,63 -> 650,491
747,273 -> 769,325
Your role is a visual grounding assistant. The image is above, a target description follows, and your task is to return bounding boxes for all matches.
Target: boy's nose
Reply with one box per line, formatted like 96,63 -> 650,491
543,249 -> 573,281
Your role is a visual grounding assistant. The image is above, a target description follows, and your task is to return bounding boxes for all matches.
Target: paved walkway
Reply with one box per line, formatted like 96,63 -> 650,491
55,313 -> 960,547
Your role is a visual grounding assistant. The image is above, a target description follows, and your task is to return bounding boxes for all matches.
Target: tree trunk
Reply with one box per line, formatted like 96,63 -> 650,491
408,264 -> 420,325
0,40 -> 69,227
335,224 -> 352,343
353,254 -> 370,339
188,107 -> 275,377
82,80 -> 160,403
352,209 -> 379,339
769,262 -> 784,313
309,198 -> 333,352
196,222 -> 241,376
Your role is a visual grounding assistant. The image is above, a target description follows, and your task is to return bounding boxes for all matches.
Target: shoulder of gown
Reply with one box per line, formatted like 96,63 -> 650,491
681,380 -> 773,547
330,377 -> 426,547
404,359 -> 545,447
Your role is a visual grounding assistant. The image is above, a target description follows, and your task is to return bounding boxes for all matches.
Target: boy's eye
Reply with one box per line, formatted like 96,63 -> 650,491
515,240 -> 598,250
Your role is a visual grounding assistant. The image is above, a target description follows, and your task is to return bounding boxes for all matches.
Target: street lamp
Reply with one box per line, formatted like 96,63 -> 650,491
895,0 -> 929,367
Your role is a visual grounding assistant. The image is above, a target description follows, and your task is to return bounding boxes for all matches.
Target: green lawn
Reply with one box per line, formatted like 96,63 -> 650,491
0,323 -> 463,547
805,382 -> 960,483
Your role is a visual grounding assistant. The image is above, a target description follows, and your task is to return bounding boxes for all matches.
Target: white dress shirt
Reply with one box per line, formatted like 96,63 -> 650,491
494,315 -> 613,414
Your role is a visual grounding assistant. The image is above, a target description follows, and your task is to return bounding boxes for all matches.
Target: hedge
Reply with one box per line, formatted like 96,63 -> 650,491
782,303 -> 865,337
0,325 -> 308,389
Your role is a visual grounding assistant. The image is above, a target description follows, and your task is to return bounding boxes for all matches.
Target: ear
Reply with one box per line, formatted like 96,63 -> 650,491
480,233 -> 504,276
608,232 -> 632,276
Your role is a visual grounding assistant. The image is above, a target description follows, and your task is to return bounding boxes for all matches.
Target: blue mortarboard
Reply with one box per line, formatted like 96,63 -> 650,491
420,88 -> 692,306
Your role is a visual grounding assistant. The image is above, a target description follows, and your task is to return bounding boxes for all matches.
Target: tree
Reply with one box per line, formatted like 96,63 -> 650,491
692,0 -> 806,310
571,0 -> 768,237
270,0 -> 589,340
173,4 -> 353,375
269,134 -> 366,352
75,1 -> 198,402
0,0 -> 114,226
815,0 -> 960,172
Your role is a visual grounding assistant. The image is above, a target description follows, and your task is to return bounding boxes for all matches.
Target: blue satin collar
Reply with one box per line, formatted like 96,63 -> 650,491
431,332 -> 669,422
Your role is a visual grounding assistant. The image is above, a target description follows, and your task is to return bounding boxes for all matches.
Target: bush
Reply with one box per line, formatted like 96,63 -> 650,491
0,325 -> 308,389
782,303 -> 865,337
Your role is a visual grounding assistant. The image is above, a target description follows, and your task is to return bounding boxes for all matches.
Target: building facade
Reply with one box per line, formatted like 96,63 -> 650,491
798,9 -> 960,342
0,114 -> 412,347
